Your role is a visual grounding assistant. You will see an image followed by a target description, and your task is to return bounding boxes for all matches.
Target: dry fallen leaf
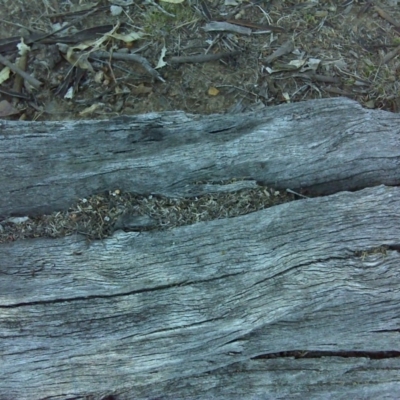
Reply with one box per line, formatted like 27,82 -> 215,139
65,47 -> 95,72
156,45 -> 167,69
79,103 -> 105,116
0,66 -> 11,85
208,87 -> 219,96
108,31 -> 143,42
130,83 -> 152,95
0,100 -> 20,117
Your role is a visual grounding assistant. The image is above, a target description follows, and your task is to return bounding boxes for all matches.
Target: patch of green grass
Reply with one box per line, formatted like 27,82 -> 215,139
392,37 -> 400,46
142,3 -> 198,35
362,63 -> 377,79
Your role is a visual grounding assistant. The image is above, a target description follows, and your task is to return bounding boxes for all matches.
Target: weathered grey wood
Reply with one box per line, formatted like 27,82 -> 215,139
1,185 -> 400,399
1,97 -> 400,216
135,358 -> 400,399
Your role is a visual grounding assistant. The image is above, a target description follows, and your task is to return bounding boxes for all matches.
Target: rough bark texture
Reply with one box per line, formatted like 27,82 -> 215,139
1,97 -> 400,216
1,98 -> 400,399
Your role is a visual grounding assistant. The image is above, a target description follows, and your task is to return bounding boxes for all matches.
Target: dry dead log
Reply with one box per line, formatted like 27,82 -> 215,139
1,97 -> 400,216
1,97 -> 400,399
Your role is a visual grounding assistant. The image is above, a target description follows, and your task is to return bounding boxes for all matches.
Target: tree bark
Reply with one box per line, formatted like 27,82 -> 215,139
1,97 -> 399,217
1,98 -> 400,399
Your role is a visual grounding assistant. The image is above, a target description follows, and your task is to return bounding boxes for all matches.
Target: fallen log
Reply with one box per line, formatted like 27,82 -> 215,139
1,98 -> 400,399
1,97 -> 400,216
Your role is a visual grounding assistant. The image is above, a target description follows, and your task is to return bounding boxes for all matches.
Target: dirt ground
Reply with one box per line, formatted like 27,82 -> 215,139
1,0 -> 400,241
1,0 -> 400,120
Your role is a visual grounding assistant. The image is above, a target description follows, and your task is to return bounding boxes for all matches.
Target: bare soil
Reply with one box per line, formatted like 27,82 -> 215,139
1,0 -> 399,120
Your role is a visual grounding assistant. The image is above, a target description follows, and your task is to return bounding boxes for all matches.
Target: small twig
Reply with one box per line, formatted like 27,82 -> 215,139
30,7 -> 100,44
88,57 -> 145,80
292,72 -> 341,84
382,46 -> 400,65
44,5 -> 108,18
197,0 -> 212,21
263,39 -> 294,65
226,19 -> 285,33
88,50 -> 165,83
0,53 -> 42,89
12,51 -> 28,105
144,0 -> 175,17
0,18 -> 36,32
203,21 -> 252,36
374,3 -> 400,28
286,188 -> 309,199
215,84 -> 258,97
205,32 -> 221,55
169,51 -> 240,64
0,86 -> 31,99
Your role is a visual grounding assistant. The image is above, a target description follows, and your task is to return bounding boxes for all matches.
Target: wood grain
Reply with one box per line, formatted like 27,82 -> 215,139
1,98 -> 400,399
1,97 -> 400,216
1,186 -> 400,399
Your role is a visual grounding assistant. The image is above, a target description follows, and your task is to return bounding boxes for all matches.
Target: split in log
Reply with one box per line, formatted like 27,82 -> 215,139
1,97 -> 400,399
